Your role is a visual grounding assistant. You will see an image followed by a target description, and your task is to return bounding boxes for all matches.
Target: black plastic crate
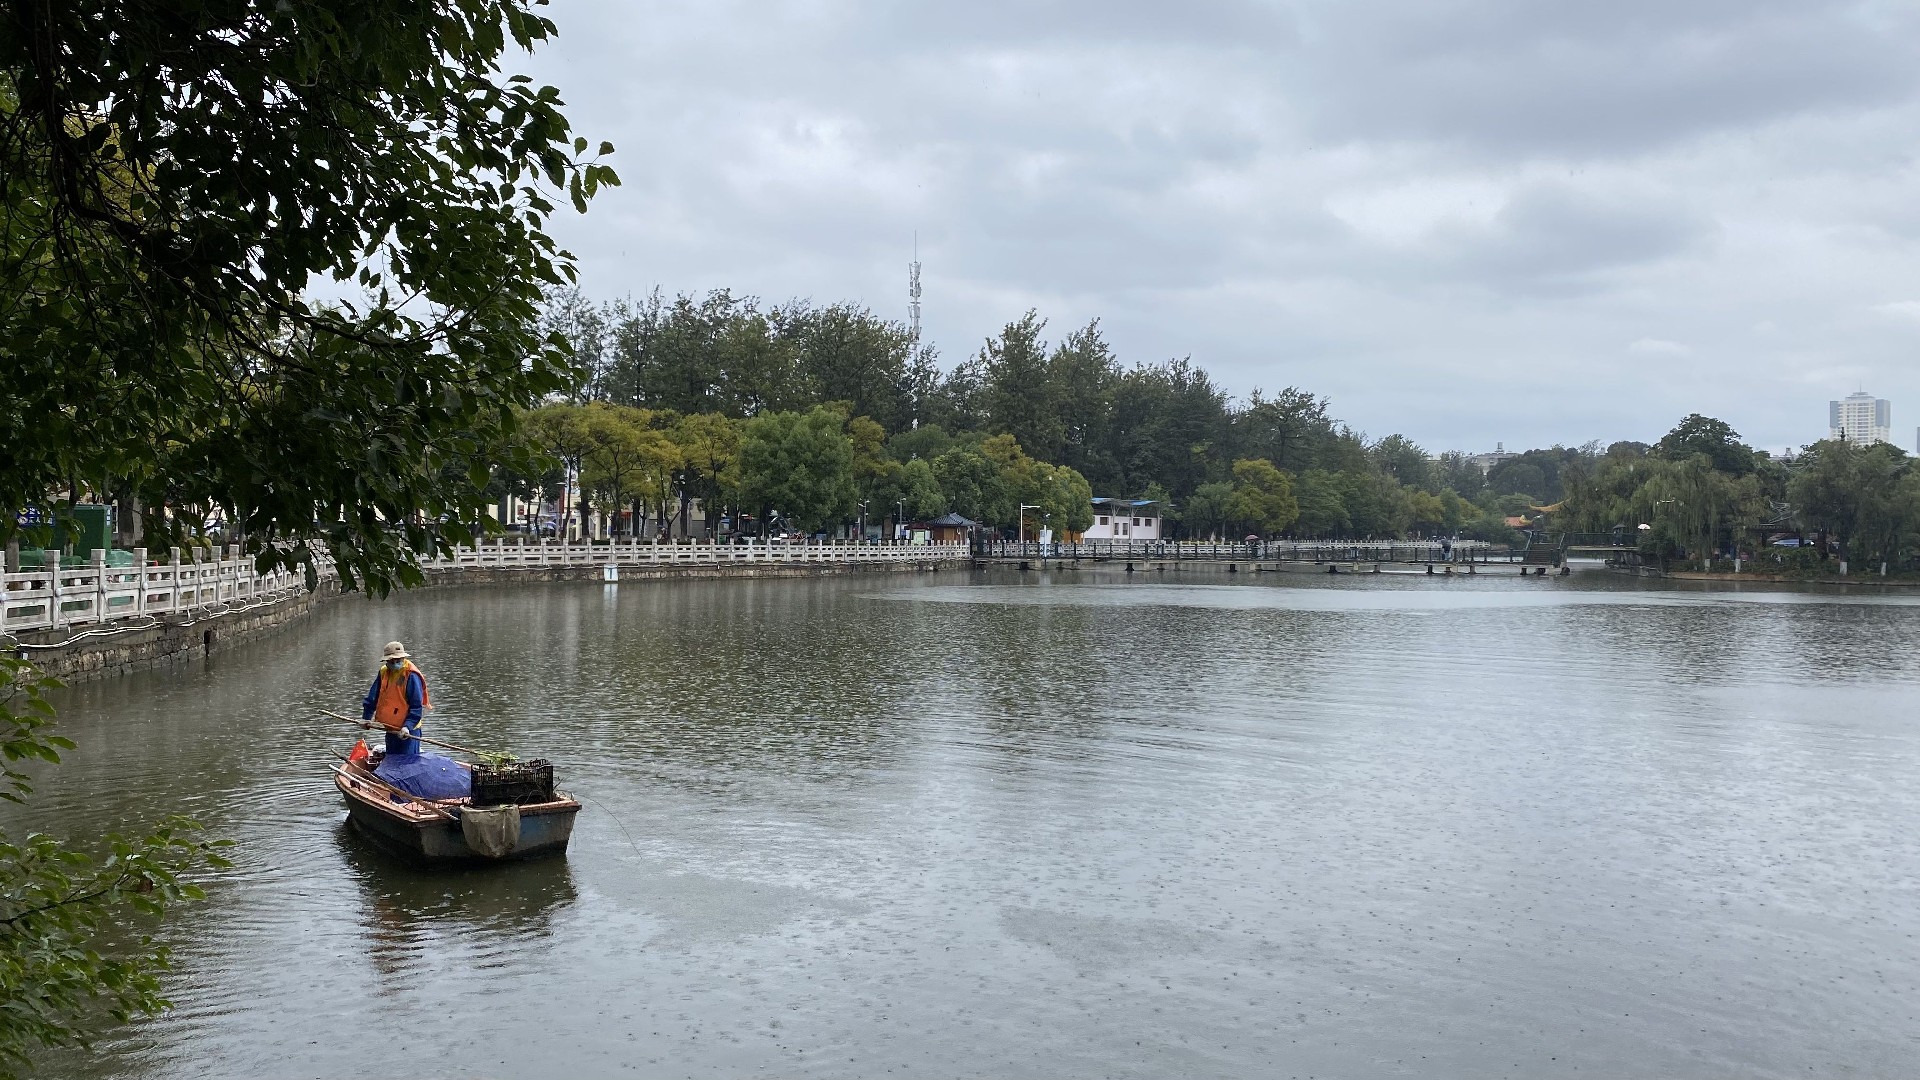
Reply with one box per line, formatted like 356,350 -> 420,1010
470,760 -> 555,807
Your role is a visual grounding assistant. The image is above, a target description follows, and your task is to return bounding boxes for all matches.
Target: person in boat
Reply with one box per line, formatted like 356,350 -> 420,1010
358,641 -> 471,800
362,641 -> 428,755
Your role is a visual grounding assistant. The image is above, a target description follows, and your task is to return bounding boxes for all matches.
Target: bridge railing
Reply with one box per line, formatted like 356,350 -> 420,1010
440,538 -> 969,568
1557,532 -> 1636,549
2,546 -> 314,638
2,539 -> 970,635
979,539 -> 1505,562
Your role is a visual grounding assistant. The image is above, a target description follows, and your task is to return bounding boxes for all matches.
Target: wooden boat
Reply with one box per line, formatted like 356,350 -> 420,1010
332,756 -> 581,865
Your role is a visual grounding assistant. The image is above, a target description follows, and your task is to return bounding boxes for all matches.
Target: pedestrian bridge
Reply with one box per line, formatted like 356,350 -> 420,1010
980,539 -> 1501,563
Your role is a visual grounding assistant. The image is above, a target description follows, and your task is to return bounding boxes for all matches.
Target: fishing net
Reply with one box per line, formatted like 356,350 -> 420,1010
461,804 -> 521,858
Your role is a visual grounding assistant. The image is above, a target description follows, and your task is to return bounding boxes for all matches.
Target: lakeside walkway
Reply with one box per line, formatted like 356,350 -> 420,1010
3,539 -> 970,638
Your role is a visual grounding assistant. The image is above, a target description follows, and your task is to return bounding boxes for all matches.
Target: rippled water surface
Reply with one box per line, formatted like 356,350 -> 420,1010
14,568 -> 1920,1078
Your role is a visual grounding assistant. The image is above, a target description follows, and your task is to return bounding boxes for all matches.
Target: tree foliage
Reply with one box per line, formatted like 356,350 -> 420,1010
0,660 -> 229,1077
1788,439 -> 1918,570
1293,470 -> 1350,537
737,407 -> 857,534
1563,416 -> 1788,569
1653,414 -> 1759,476
1225,459 -> 1299,535
543,290 -> 1776,542
0,1 -> 616,594
1183,482 -> 1234,540
578,405 -> 678,535
671,413 -> 743,539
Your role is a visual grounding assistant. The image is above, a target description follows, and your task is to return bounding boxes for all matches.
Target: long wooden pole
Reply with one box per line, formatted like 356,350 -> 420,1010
319,708 -> 485,757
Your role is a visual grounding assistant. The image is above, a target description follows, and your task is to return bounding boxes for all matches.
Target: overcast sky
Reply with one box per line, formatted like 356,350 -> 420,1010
518,1 -> 1920,456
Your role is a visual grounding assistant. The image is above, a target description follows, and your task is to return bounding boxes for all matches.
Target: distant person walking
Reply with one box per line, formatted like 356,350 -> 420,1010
362,641 -> 429,756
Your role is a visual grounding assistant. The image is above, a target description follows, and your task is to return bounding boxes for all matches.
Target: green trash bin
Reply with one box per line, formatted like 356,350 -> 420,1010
69,504 -> 113,554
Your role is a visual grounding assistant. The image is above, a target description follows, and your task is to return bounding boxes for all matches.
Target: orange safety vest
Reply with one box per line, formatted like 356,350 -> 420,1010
373,662 -> 431,730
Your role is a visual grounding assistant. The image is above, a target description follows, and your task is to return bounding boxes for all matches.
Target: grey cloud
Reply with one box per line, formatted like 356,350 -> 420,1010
519,1 -> 1920,453
1440,182 -> 1718,288
1291,1 -> 1919,155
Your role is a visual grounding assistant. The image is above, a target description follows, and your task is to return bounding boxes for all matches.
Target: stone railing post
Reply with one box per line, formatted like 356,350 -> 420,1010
133,547 -> 148,615
169,547 -> 182,613
91,548 -> 107,624
45,549 -> 64,630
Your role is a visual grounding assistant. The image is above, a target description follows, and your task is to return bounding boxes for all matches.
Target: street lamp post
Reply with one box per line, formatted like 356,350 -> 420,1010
1018,503 -> 1039,546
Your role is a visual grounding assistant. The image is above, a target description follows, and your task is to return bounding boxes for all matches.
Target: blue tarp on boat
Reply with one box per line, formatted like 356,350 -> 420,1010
375,752 -> 472,800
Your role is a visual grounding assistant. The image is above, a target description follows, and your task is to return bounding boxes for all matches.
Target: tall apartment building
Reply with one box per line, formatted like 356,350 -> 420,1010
1829,391 -> 1890,447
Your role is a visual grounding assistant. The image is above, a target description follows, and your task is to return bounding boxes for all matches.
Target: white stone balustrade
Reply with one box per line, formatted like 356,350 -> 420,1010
2,540 -> 969,636
984,539 -> 1495,560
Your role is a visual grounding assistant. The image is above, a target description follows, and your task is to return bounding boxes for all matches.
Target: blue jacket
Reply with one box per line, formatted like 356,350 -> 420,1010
362,669 -> 425,730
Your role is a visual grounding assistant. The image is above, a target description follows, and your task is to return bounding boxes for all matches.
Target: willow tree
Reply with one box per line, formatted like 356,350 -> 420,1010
0,0 -> 617,594
1635,455 -> 1765,570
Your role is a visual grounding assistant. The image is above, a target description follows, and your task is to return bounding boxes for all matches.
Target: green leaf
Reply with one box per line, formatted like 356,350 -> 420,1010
0,0 -> 614,597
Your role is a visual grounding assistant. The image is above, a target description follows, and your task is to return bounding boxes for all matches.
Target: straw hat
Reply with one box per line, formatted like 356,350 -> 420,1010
381,641 -> 410,660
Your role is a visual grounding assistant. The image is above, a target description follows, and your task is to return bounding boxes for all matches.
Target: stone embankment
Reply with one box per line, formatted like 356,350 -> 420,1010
10,576 -> 342,681
7,541 -> 967,683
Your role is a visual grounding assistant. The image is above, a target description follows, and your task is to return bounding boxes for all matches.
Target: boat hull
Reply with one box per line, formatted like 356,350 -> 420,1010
334,764 -> 580,865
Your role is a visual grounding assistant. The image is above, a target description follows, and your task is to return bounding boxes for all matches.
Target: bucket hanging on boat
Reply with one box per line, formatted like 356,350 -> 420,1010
460,804 -> 521,858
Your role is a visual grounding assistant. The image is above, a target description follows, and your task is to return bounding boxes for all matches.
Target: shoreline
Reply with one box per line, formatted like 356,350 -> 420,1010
1639,568 -> 1920,587
11,557 -> 964,683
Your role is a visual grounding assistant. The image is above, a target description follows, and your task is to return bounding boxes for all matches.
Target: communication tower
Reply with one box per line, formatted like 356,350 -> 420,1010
908,234 -> 922,359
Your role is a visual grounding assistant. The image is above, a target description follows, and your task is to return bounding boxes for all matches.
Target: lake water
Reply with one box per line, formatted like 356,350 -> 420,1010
16,568 -> 1920,1078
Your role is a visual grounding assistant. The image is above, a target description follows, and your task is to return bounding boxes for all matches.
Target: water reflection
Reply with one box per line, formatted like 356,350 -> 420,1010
336,829 -> 579,982
13,569 -> 1920,1079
